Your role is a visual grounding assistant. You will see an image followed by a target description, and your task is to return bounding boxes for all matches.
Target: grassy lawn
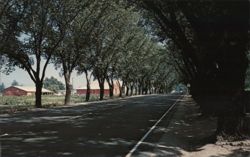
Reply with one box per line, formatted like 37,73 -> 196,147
0,95 -> 101,114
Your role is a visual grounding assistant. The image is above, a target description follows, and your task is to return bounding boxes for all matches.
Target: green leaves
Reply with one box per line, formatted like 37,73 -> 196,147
43,76 -> 65,92
0,83 -> 5,92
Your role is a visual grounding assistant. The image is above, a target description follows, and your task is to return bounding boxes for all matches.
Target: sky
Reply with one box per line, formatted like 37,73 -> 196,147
0,33 -> 88,89
0,63 -> 87,89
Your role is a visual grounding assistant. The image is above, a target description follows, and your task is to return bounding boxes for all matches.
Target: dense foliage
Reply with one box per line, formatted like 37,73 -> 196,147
135,0 -> 250,138
1,0 -> 249,140
0,1 -> 178,105
11,80 -> 19,86
43,77 -> 65,92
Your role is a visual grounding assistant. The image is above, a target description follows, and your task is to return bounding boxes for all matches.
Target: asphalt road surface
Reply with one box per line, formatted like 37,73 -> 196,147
0,94 -> 181,157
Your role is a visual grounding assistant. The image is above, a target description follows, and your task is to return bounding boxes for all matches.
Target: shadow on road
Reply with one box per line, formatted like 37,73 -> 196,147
133,96 -> 218,156
0,95 -> 181,157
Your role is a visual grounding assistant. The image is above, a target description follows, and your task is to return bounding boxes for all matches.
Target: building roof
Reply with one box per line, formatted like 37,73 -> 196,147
76,80 -> 122,90
12,86 -> 53,93
76,81 -> 109,90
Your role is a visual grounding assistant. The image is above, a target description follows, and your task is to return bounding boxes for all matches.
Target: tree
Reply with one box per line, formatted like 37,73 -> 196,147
43,77 -> 65,92
245,54 -> 250,90
89,1 -> 128,100
0,83 -> 5,92
11,80 -> 19,86
136,0 -> 250,138
1,0 -> 83,108
115,28 -> 169,96
76,51 -> 94,102
53,0 -> 106,105
104,8 -> 142,98
0,0 -> 24,73
89,1 -> 149,100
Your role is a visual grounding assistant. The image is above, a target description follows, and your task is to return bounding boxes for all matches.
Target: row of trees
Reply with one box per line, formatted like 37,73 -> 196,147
135,0 -> 250,138
0,0 -> 178,107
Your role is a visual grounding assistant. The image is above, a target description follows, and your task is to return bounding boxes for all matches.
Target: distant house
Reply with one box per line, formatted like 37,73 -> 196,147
3,86 -> 53,96
76,81 -> 120,96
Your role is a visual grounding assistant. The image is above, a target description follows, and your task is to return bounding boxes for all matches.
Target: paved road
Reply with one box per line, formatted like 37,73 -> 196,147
0,94 -> 181,157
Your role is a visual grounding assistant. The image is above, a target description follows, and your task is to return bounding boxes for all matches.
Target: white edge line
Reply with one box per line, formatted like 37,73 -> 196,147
125,95 -> 184,157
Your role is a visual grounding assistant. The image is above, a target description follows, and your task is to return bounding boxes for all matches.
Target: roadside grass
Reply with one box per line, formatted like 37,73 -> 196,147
0,95 -> 101,114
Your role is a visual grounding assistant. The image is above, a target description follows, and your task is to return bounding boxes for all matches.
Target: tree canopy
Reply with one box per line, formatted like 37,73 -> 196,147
0,1 -> 181,108
134,0 -> 250,138
11,80 -> 19,86
0,0 -> 90,107
43,77 -> 65,92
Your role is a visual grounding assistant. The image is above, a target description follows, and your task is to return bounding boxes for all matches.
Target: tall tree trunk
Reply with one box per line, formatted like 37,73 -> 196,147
35,81 -> 43,108
84,70 -> 91,102
109,84 -> 114,98
190,0 -> 250,139
145,87 -> 148,95
145,81 -> 149,95
150,87 -> 153,94
86,78 -> 91,102
148,82 -> 152,94
64,73 -> 71,105
98,79 -> 105,100
106,70 -> 115,98
135,85 -> 138,95
130,84 -> 134,96
99,83 -> 104,100
107,78 -> 114,98
216,65 -> 249,138
126,85 -> 129,96
138,84 -> 142,95
118,81 -> 123,97
190,51 -> 249,139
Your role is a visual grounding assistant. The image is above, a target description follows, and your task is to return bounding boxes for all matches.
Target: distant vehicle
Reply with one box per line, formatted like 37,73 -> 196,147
171,90 -> 176,94
171,90 -> 184,94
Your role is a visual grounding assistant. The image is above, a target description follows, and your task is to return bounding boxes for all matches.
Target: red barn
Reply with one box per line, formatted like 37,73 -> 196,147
3,86 -> 53,96
76,81 -> 120,96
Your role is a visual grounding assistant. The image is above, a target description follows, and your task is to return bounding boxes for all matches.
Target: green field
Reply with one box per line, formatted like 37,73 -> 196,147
0,95 -> 101,114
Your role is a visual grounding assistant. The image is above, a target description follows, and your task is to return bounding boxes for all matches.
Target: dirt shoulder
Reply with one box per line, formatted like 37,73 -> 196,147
135,95 -> 250,157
